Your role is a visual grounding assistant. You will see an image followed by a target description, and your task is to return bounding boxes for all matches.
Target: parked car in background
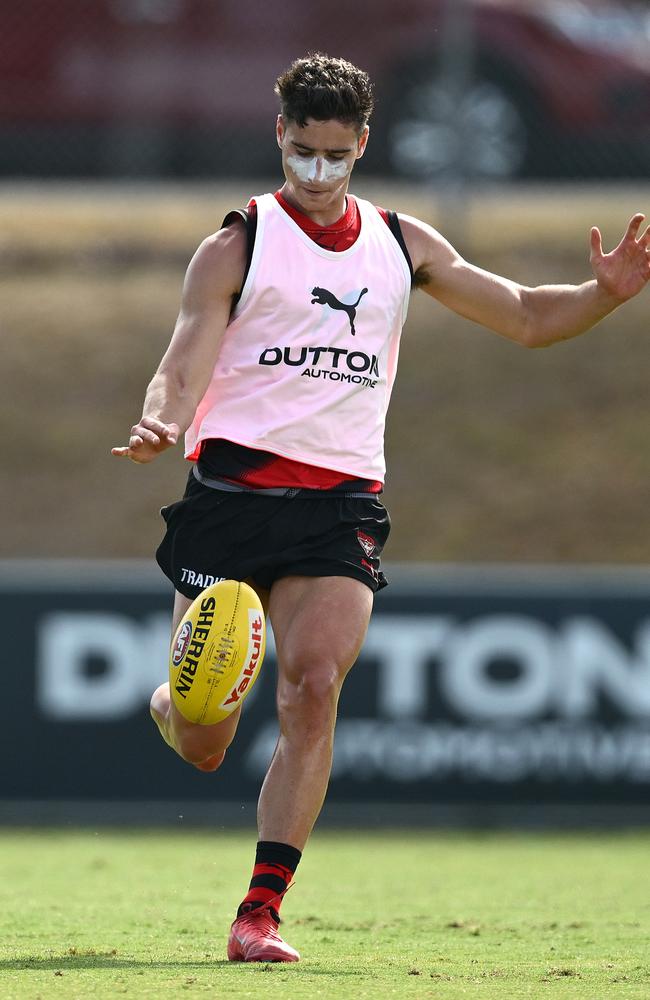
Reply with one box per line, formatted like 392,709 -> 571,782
2,0 -> 650,179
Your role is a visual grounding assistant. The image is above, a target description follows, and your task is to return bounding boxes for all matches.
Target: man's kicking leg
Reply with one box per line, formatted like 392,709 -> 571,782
228,575 -> 373,962
150,589 -> 242,772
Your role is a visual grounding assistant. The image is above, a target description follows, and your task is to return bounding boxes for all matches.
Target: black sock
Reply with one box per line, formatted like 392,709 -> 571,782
237,840 -> 302,922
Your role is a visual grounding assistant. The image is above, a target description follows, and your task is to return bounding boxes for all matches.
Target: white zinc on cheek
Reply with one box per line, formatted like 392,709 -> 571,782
287,155 -> 351,183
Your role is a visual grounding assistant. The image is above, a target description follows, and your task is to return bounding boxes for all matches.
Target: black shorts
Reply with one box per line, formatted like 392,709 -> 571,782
156,469 -> 391,599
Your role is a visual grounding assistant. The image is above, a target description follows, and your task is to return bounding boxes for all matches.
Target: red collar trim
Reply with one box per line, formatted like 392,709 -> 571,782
274,191 -> 357,235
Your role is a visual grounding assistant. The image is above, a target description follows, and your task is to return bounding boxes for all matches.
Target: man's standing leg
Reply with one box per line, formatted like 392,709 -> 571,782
228,574 -> 373,962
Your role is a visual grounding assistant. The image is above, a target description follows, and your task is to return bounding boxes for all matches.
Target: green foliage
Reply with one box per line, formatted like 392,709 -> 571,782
1,829 -> 649,998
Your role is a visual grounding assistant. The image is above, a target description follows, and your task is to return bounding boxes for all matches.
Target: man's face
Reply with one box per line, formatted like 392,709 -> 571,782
277,115 -> 369,215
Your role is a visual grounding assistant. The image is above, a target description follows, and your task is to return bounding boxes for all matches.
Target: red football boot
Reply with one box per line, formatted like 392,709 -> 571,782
227,900 -> 300,963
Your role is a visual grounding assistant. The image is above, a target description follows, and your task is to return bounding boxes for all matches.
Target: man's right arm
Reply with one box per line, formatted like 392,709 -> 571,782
112,221 -> 247,463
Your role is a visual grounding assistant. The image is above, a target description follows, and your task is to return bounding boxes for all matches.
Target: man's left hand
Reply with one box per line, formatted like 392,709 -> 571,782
591,213 -> 650,302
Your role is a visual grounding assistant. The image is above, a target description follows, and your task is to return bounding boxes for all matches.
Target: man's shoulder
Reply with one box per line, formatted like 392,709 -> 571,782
391,214 -> 452,286
195,217 -> 249,266
185,219 -> 249,300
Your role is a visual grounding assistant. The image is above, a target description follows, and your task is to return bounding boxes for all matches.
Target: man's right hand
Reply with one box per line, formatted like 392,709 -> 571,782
111,417 -> 179,463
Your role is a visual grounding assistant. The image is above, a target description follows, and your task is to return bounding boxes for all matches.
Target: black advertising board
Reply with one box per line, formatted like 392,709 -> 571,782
2,561 -> 650,819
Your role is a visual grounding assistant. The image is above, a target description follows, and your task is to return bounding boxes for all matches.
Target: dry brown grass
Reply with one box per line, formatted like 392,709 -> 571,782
3,181 -> 649,563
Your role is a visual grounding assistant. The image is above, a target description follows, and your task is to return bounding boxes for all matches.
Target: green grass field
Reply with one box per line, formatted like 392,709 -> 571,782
1,829 -> 649,998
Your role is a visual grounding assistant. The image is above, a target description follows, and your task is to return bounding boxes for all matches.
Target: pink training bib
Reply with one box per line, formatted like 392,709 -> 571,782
185,193 -> 411,483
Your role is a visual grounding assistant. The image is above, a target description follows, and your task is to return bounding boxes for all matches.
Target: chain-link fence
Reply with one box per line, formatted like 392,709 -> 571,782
2,0 -> 650,181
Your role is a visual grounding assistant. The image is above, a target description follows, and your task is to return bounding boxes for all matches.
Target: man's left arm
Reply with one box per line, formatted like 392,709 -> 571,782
400,213 -> 650,348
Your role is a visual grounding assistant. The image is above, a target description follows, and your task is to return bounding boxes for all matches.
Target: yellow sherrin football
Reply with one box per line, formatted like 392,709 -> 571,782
169,579 -> 266,725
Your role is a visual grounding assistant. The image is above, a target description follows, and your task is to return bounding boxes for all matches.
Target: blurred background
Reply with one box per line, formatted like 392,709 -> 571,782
2,0 -> 650,826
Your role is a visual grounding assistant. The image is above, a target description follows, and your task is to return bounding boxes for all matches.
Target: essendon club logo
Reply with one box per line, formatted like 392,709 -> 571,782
357,530 -> 376,558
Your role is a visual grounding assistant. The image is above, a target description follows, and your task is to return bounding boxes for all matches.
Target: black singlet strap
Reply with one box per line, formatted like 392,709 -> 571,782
221,206 -> 258,304
386,209 -> 414,283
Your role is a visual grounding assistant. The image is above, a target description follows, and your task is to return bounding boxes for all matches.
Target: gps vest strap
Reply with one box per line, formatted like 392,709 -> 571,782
386,210 -> 414,281
222,207 -> 258,306
193,464 -> 377,499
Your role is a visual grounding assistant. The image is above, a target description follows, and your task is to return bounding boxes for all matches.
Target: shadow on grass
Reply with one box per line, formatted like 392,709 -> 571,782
1,955 -> 365,976
2,957 -> 223,971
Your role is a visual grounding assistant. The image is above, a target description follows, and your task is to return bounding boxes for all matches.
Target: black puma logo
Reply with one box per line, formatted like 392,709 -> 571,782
310,286 -> 369,335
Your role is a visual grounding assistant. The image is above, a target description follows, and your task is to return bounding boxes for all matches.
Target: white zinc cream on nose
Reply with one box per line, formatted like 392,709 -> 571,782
287,155 -> 350,183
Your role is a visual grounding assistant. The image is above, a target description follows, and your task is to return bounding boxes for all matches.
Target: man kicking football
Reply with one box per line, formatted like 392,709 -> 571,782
112,52 -> 650,962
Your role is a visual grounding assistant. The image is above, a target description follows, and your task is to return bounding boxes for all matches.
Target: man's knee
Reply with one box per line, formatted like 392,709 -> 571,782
278,657 -> 343,729
150,684 -> 232,771
173,725 -> 229,769
192,750 -> 226,772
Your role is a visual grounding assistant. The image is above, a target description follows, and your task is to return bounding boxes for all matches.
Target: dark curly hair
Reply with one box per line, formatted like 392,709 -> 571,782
275,52 -> 374,134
